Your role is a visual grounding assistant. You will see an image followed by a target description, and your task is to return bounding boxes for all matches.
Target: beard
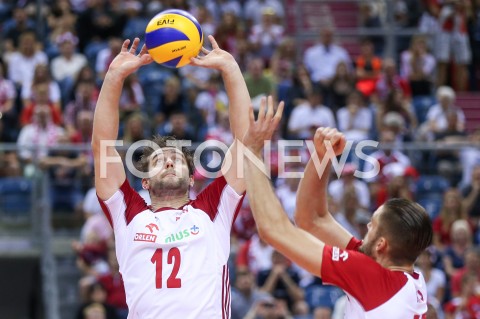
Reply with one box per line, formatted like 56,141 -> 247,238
149,174 -> 190,197
359,234 -> 378,258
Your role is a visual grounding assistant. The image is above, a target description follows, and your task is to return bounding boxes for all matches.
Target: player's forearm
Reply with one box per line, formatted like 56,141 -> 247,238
92,72 -> 124,149
221,62 -> 250,138
244,154 -> 292,242
295,159 -> 331,228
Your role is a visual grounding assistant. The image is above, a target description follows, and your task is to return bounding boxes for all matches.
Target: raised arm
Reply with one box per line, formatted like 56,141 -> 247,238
242,97 -> 325,276
92,38 -> 152,200
190,35 -> 250,194
295,128 -> 353,249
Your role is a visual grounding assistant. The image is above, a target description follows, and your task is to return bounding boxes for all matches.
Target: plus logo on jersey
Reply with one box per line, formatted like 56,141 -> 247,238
332,247 -> 349,262
134,223 -> 159,243
165,225 -> 200,243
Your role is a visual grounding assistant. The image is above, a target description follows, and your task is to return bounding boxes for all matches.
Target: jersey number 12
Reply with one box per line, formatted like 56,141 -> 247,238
151,248 -> 182,288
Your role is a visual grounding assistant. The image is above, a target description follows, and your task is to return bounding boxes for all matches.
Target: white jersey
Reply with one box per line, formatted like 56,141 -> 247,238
321,238 -> 428,319
99,177 -> 244,319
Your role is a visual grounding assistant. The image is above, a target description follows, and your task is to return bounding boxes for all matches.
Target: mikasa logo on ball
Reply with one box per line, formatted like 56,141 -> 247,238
172,46 -> 186,53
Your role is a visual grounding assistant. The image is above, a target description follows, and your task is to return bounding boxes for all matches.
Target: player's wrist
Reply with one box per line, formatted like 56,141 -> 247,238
219,59 -> 240,74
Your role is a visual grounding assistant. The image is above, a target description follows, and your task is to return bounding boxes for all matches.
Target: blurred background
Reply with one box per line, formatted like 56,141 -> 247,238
0,0 -> 480,318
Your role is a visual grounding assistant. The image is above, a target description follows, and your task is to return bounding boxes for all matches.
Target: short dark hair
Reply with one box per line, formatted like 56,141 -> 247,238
378,198 -> 432,264
139,135 -> 194,176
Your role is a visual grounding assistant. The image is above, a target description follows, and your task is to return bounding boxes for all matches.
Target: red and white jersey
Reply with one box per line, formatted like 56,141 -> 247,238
321,238 -> 428,319
98,176 -> 244,319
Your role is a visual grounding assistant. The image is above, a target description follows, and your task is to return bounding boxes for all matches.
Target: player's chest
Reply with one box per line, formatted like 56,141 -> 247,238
128,209 -> 209,247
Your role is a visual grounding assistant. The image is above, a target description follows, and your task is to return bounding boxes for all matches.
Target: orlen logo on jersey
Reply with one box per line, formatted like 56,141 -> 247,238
165,225 -> 200,243
332,247 -> 348,262
134,233 -> 157,243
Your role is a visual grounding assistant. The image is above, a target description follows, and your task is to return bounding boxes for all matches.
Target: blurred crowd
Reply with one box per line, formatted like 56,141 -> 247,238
0,0 -> 480,318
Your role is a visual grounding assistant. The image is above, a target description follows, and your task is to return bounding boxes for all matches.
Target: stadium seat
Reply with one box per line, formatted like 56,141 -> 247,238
415,175 -> 450,196
417,195 -> 443,220
412,96 -> 435,124
0,177 -> 33,217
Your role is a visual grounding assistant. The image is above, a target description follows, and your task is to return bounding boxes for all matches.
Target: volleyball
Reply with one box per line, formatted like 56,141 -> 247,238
145,9 -> 203,68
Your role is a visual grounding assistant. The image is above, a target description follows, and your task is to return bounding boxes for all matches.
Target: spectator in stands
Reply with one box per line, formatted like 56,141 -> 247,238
257,250 -> 306,315
50,32 -> 88,105
39,133 -> 87,213
303,27 -> 351,105
276,163 -> 302,222
231,267 -> 274,319
462,164 -> 480,233
20,82 -> 63,127
75,282 -> 120,319
433,188 -> 469,247
359,2 -> 384,54
442,219 -> 473,277
97,247 -> 128,318
435,0 -> 471,91
415,247 -> 447,316
64,80 -> 97,138
204,109 -> 233,145
76,0 -> 126,55
118,74 -> 144,121
334,187 -> 370,240
154,75 -> 189,128
270,37 -> 296,88
7,31 -> 48,91
423,86 -> 466,141
354,38 -> 383,98
244,57 -> 276,111
336,90 -> 373,141
374,58 -> 411,103
449,247 -> 480,298
96,37 -> 123,81
376,88 -> 417,137
213,12 -> 243,61
194,73 -> 228,129
328,163 -> 370,211
287,88 -> 336,139
304,276 -> 344,319
204,0 -> 242,26
400,35 -> 436,98
329,61 -> 355,113
2,5 -> 35,56
242,294 -> 289,319
0,58 -> 18,140
364,129 -> 412,184
244,0 -> 285,27
193,5 -> 216,40
121,1 -> 149,42
17,104 -> 64,171
45,1 -> 77,59
121,112 -> 148,183
434,110 -> 467,185
236,231 -> 274,275
459,129 -> 480,189
249,7 -> 285,66
283,64 -> 313,136
158,111 -> 196,142
22,63 -> 61,110
0,116 -> 21,177
443,272 -> 480,319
